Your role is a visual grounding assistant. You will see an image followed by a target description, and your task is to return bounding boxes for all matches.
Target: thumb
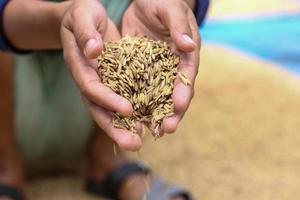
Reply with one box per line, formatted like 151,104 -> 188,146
71,7 -> 107,59
159,2 -> 196,52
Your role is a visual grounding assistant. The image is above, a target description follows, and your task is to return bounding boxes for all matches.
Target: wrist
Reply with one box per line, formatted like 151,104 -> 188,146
53,1 -> 72,28
52,1 -> 72,46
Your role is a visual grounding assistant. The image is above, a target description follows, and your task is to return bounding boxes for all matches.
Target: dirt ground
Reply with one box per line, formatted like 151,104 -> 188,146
26,44 -> 300,199
6,0 -> 300,199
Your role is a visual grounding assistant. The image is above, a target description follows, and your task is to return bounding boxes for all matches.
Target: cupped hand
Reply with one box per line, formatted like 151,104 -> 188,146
61,0 -> 142,151
122,0 -> 201,135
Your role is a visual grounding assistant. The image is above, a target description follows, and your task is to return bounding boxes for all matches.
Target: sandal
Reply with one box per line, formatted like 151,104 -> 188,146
0,184 -> 24,200
86,161 -> 194,200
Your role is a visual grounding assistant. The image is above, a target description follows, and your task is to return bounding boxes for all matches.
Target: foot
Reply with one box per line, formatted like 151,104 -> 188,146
0,198 -> 14,200
0,149 -> 25,200
118,172 -> 185,200
87,127 -> 185,200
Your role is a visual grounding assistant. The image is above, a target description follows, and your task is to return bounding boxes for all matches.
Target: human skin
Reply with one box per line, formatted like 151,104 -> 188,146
1,2 -> 138,200
60,0 -> 144,151
1,0 -> 198,199
122,0 -> 201,136
3,0 -> 69,50
3,0 -> 194,50
3,0 -> 199,150
4,0 -> 143,151
0,52 -> 25,200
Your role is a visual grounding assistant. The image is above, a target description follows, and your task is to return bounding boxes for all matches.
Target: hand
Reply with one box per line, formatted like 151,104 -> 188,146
61,0 -> 142,151
122,0 -> 201,135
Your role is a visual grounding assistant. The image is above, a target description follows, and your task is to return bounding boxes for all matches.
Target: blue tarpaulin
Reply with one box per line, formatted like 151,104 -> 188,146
201,14 -> 300,73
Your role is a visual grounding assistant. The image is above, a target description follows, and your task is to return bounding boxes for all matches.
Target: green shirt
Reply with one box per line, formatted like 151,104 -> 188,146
14,0 -> 130,162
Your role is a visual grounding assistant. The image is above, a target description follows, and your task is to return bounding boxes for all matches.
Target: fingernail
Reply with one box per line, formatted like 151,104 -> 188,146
121,98 -> 133,115
182,34 -> 195,45
84,39 -> 97,57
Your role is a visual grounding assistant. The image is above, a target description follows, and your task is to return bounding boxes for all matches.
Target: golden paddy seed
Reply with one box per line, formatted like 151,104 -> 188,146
97,36 -> 189,138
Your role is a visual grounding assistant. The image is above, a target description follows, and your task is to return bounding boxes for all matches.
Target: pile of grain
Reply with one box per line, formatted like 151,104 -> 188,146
98,36 -> 187,138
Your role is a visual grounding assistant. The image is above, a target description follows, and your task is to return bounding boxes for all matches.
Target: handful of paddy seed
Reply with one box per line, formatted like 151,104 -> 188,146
97,36 -> 190,138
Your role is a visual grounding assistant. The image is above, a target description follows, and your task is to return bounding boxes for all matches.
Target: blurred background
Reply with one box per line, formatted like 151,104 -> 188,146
4,0 -> 300,199
137,0 -> 300,199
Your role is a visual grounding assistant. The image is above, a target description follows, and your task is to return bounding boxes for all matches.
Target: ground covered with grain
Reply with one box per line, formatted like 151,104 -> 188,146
27,44 -> 300,200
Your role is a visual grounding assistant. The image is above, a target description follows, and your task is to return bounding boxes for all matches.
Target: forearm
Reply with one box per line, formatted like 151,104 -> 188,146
3,0 -> 70,50
0,52 -> 14,144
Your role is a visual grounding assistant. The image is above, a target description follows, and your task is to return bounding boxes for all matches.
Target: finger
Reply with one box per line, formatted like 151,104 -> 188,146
69,1 -> 107,59
188,9 -> 202,48
161,84 -> 191,135
121,6 -> 140,37
135,121 -> 143,136
173,12 -> 200,113
161,115 -> 180,134
61,27 -> 133,116
103,19 -> 121,42
158,1 -> 196,52
85,99 -> 143,151
161,69 -> 194,135
174,51 -> 197,112
75,68 -> 133,116
162,17 -> 200,134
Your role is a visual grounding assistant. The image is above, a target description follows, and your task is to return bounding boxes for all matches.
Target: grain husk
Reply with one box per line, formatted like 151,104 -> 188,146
98,36 -> 188,138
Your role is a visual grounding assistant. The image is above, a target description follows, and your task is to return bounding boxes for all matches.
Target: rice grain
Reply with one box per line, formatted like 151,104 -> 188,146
97,36 -> 189,137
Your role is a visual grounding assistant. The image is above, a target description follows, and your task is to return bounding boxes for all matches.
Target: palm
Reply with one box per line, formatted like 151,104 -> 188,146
122,2 -> 200,134
62,12 -> 143,150
122,3 -> 173,45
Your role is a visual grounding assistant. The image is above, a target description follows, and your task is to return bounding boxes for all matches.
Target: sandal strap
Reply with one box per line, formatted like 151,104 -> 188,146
86,161 -> 150,200
146,177 -> 194,200
0,184 -> 24,200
